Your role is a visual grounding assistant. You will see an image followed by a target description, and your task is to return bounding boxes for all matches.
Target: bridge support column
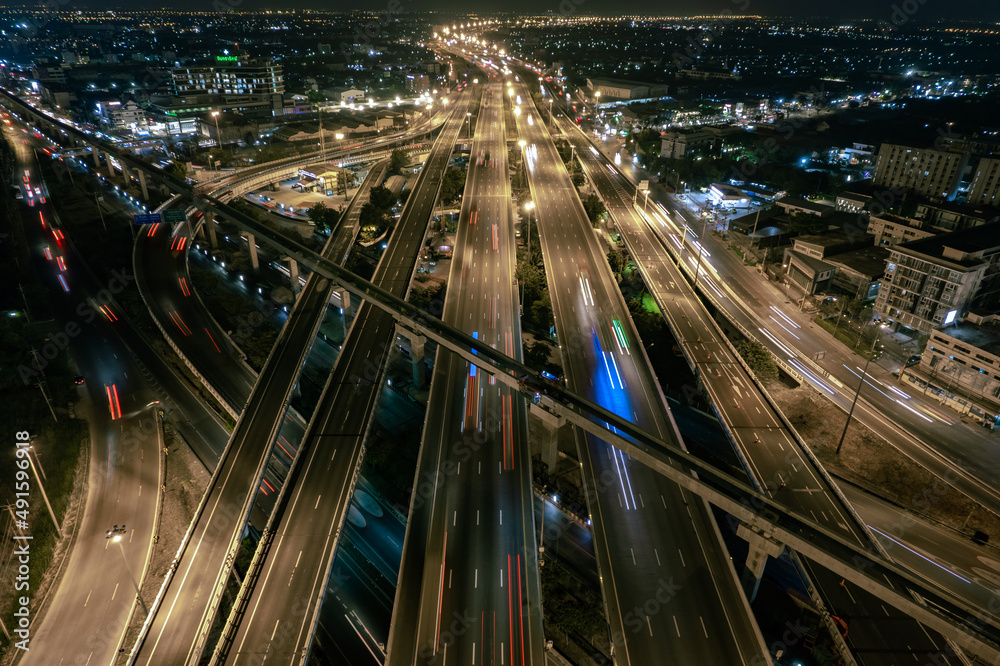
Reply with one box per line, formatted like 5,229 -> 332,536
737,523 -> 783,602
271,182 -> 280,191
103,151 -> 116,181
240,232 -> 260,274
136,168 -> 149,201
530,404 -> 563,472
333,287 -> 351,312
204,211 -> 218,249
284,257 -> 299,293
409,335 -> 426,387
90,145 -> 101,167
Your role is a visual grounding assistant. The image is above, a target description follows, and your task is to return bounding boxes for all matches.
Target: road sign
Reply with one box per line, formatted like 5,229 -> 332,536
163,209 -> 186,225
132,213 -> 162,225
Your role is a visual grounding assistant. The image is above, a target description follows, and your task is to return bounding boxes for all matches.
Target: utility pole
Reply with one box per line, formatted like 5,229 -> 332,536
30,348 -> 58,422
836,326 -> 883,455
18,283 -> 33,322
95,192 -> 107,233
29,453 -> 60,537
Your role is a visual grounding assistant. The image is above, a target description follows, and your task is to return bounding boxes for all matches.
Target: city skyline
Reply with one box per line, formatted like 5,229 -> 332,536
1,9 -> 999,666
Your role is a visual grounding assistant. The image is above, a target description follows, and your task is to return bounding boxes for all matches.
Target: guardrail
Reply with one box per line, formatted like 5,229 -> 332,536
8,88 -> 999,660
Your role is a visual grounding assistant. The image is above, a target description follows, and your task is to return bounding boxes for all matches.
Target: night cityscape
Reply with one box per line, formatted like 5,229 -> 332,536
1,5 -> 1000,666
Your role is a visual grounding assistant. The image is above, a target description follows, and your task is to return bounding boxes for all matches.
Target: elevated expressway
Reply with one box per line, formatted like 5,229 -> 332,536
387,81 -> 546,665
554,105 -> 965,664
3,87 -> 998,662
208,92 -> 474,665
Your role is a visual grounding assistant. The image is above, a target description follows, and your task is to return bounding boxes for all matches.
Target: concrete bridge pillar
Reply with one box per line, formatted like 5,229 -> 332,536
103,151 -> 116,181
240,232 -> 260,274
737,523 -> 784,603
409,335 -> 426,387
284,257 -> 299,293
136,168 -> 149,201
333,287 -> 351,312
91,145 -> 101,168
530,404 -> 564,472
204,211 -> 218,249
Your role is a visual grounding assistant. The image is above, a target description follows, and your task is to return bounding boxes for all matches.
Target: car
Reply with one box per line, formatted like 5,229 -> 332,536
906,354 -> 923,367
73,375 -> 85,385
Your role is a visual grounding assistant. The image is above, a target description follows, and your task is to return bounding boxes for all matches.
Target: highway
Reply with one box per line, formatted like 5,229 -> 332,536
388,81 -> 545,665
5,126 -> 217,666
546,89 -> 964,664
129,244 -> 340,663
145,159 -> 401,664
513,79 -> 767,665
213,91 -> 472,665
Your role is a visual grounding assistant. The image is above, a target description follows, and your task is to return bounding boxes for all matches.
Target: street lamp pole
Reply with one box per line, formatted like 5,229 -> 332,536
836,326 -> 884,455
211,110 -> 221,148
525,201 -> 535,264
107,526 -> 148,617
28,451 -> 60,537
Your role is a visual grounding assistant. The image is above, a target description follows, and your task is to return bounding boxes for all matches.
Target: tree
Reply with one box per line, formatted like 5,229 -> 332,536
307,201 -> 340,233
583,194 -> 605,225
607,248 -> 626,274
522,340 -> 551,369
736,339 -> 779,383
439,167 -> 466,204
530,291 -> 554,331
516,258 -> 546,305
390,149 -> 408,173
167,161 -> 188,180
368,184 -> 397,212
359,202 -> 388,230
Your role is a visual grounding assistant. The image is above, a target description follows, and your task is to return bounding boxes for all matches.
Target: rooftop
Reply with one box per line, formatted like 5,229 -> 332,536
936,322 -> 1000,358
825,245 -> 892,278
897,222 -> 1000,267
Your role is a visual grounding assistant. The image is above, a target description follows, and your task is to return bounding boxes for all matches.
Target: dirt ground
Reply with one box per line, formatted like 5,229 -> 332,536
766,381 -> 1000,541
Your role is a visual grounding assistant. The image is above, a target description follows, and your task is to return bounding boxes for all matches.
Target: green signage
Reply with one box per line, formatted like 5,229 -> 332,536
216,55 -> 238,62
163,209 -> 186,225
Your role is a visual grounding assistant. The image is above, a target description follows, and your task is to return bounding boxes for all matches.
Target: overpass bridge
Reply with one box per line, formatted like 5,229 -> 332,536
4,87 -> 999,663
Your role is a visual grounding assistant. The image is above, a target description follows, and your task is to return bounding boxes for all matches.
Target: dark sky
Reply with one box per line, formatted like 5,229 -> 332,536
90,0 -> 1000,21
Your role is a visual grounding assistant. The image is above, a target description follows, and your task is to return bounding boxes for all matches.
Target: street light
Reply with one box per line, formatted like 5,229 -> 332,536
107,525 -> 148,617
525,201 -> 535,264
836,323 -> 887,455
211,110 -> 221,148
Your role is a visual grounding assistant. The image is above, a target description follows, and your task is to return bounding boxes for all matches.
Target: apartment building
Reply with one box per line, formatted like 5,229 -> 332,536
867,213 -> 935,246
919,315 -> 1000,415
875,223 -> 1000,335
165,56 -> 284,116
968,157 -> 1000,207
872,143 -> 970,200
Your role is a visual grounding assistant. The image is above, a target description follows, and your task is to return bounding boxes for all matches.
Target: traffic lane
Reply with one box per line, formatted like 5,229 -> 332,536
23,328 -> 162,666
806,561 -> 960,666
134,278 -> 336,665
523,89 -> 762,664
135,221 -> 257,407
226,304 -> 392,663
582,433 -> 750,665
654,195 -> 1000,508
234,98 -> 470,662
587,155 -> 869,546
841,484 -> 1000,613
312,547 -> 393,666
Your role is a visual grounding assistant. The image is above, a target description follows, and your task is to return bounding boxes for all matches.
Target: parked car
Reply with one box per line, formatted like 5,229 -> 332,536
906,354 -> 923,367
